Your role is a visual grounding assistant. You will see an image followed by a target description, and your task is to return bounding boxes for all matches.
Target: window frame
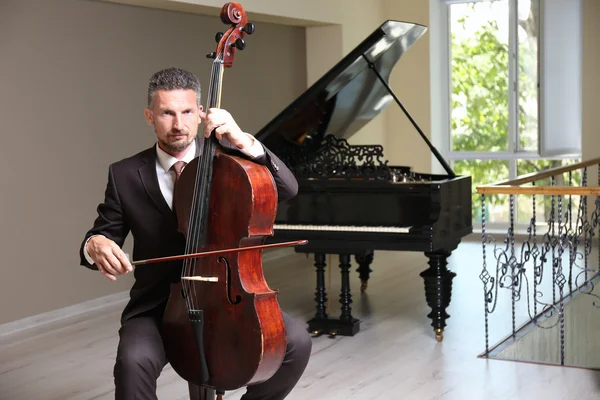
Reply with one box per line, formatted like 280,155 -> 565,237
429,0 -> 582,230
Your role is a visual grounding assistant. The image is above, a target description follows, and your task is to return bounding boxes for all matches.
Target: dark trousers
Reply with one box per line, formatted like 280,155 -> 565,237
113,311 -> 312,400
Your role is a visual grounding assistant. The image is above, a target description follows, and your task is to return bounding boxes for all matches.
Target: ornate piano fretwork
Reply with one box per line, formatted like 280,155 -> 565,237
282,134 -> 391,180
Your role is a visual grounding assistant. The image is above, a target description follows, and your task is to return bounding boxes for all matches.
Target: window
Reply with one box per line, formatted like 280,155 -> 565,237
429,0 -> 583,228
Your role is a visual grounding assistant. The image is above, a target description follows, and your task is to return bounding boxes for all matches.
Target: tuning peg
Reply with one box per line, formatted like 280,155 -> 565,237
231,38 -> 245,50
242,23 -> 255,34
206,52 -> 216,59
215,32 -> 224,43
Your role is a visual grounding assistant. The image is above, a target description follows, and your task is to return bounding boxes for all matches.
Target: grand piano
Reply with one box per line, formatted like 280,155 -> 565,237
255,20 -> 472,342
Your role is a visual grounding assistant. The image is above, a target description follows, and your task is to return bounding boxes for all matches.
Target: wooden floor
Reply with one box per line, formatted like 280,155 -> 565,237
2,240 -> 600,400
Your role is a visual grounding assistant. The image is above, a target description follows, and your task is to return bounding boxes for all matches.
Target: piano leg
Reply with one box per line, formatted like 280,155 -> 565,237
355,251 -> 374,292
339,254 -> 353,323
314,253 -> 328,321
307,253 -> 361,337
420,250 -> 456,342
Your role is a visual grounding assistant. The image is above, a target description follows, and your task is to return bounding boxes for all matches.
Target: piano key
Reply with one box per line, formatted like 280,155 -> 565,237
273,224 -> 411,233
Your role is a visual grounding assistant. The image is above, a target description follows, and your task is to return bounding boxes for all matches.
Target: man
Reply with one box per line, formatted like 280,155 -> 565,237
79,67 -> 311,400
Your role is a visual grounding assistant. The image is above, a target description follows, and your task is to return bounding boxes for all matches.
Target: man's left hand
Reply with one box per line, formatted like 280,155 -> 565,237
201,108 -> 254,150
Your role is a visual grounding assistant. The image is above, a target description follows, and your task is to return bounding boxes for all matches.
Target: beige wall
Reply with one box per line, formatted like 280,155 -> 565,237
0,0 -> 306,325
384,0 -> 431,171
1,0 -> 598,325
582,0 -> 600,164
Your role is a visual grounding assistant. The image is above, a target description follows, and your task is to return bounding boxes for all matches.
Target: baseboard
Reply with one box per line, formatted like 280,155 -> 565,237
0,291 -> 129,339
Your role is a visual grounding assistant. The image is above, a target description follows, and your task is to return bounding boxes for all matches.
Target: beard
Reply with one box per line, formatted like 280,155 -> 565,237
159,132 -> 193,153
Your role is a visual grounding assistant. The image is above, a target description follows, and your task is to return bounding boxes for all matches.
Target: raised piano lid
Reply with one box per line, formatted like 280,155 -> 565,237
255,20 -> 427,158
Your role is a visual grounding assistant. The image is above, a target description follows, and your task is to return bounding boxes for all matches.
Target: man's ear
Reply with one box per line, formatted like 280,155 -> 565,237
198,105 -> 204,124
144,108 -> 154,126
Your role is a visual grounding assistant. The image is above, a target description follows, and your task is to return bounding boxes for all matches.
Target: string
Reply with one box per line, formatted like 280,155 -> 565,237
183,57 -> 214,311
185,56 -> 219,311
182,54 -> 224,312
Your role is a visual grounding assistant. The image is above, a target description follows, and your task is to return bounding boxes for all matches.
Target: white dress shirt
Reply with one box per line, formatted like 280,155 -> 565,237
83,134 -> 265,265
156,140 -> 197,211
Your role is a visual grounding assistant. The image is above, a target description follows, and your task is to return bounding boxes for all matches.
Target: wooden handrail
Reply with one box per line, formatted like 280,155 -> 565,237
477,185 -> 600,195
476,157 -> 600,195
491,157 -> 600,186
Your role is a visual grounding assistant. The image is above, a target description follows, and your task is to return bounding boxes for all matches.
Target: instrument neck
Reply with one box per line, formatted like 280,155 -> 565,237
188,56 -> 225,251
204,55 -> 224,152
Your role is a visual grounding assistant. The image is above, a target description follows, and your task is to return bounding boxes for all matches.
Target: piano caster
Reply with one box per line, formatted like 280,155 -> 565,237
310,328 -> 338,338
435,328 -> 444,342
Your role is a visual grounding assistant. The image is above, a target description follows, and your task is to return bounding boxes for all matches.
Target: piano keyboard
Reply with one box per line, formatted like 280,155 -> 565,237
273,224 -> 411,233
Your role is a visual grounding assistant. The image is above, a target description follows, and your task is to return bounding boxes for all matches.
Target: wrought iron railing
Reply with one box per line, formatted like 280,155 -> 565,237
475,158 -> 600,367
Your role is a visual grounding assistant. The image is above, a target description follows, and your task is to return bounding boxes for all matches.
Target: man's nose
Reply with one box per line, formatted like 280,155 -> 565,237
173,114 -> 183,130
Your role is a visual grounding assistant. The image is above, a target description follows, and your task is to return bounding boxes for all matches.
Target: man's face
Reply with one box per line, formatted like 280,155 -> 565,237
144,89 -> 202,155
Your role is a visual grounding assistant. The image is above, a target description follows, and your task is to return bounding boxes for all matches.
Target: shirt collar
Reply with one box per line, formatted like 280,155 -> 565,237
155,140 -> 196,173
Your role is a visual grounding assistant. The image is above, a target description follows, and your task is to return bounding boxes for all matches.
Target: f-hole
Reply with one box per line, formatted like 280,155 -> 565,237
218,256 -> 242,305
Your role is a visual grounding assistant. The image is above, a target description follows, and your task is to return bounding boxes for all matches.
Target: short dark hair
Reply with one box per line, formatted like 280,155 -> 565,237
147,67 -> 202,107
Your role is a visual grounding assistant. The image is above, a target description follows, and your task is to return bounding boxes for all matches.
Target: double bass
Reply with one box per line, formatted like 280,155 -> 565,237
155,3 -> 297,399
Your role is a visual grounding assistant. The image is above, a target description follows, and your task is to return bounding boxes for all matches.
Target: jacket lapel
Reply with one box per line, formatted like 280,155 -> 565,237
138,146 -> 174,217
138,138 -> 203,217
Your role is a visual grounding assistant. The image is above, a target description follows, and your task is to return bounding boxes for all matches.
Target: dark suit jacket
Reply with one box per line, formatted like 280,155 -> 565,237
79,137 -> 298,325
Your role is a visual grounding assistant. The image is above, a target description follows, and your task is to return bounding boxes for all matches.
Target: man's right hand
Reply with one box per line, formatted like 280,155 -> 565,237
86,236 -> 133,281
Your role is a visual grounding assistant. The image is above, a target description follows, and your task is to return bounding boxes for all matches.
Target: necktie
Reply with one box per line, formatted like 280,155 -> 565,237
171,161 -> 186,209
172,161 -> 186,181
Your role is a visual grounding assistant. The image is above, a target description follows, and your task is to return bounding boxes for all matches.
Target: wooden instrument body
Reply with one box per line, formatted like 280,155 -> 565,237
162,149 -> 287,390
